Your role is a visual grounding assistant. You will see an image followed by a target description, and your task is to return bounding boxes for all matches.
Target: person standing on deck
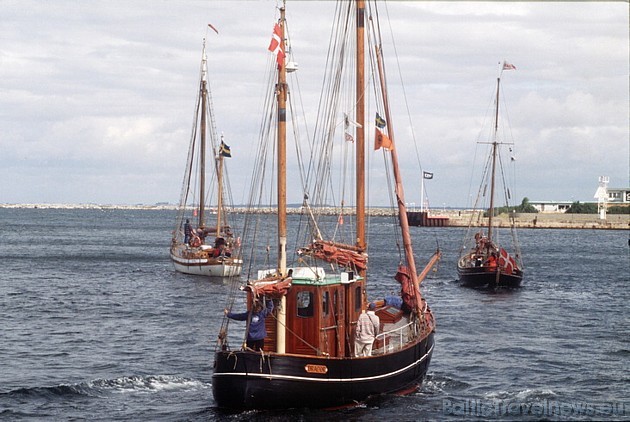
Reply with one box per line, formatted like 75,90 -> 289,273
225,298 -> 274,351
354,303 -> 380,357
183,219 -> 192,245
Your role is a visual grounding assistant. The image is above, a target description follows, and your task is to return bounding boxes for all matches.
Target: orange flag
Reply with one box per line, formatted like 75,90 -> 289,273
374,128 -> 394,150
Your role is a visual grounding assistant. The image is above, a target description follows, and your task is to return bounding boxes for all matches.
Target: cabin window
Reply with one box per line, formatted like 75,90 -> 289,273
354,286 -> 362,311
322,291 -> 329,316
297,291 -> 314,317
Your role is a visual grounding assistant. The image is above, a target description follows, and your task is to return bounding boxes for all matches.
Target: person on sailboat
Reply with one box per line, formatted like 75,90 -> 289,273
224,298 -> 274,351
184,219 -> 192,245
354,303 -> 380,357
474,232 -> 488,255
212,237 -> 231,257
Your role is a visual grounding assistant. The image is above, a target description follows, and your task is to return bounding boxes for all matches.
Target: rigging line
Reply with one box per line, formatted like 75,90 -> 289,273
240,58 -> 277,279
205,75 -> 219,149
305,0 -> 346,202
496,146 -> 521,260
174,86 -> 202,233
284,18 -> 312,201
366,2 -> 404,255
304,3 -> 363,251
498,82 -> 520,214
311,12 -> 349,213
497,151 -> 511,208
380,0 -> 442,252
380,0 -> 424,176
229,61 -> 270,281
370,2 -> 433,260
465,83 -> 497,215
459,146 -> 494,253
331,137 -> 352,242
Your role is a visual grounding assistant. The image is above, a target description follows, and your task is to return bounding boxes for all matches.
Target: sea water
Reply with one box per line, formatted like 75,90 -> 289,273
0,208 -> 627,421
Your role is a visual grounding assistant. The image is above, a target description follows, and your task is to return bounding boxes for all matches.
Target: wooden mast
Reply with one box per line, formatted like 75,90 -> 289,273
487,77 -> 500,242
374,44 -> 424,313
355,0 -> 366,259
216,136 -> 224,238
276,5 -> 288,353
198,44 -> 207,228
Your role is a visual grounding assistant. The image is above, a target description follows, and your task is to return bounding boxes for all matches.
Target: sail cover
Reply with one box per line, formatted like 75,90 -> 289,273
298,240 -> 367,271
394,265 -> 416,313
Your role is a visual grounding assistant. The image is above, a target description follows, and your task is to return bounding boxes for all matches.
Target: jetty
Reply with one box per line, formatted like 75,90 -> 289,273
1,204 -> 627,230
412,210 -> 629,230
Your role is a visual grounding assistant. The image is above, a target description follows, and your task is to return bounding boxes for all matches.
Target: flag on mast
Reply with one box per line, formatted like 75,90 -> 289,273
374,128 -> 393,151
375,113 -> 387,128
423,171 -> 433,179
207,23 -> 219,34
268,23 -> 285,68
502,61 -> 516,70
220,141 -> 232,158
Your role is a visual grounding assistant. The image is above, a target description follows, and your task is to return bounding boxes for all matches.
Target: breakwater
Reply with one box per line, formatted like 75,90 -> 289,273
1,204 -> 627,230
443,211 -> 629,230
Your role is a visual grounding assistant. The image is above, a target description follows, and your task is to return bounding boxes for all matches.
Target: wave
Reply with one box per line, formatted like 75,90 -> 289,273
419,373 -> 472,395
484,388 -> 558,402
3,375 -> 209,399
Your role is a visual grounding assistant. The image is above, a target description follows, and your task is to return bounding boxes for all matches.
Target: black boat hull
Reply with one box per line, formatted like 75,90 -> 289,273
457,266 -> 523,288
212,332 -> 434,409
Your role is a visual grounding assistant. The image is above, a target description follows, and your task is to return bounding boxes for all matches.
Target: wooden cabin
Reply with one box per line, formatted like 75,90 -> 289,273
264,270 -> 365,357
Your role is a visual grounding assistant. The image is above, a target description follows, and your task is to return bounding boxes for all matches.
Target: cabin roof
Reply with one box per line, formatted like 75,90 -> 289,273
292,274 -> 364,286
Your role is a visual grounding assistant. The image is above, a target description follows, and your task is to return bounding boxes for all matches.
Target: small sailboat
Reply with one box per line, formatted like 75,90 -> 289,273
170,37 -> 242,278
457,63 -> 523,288
212,0 -> 440,409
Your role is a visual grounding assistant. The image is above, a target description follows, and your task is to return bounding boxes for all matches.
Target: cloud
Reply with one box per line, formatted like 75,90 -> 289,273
0,1 -> 627,207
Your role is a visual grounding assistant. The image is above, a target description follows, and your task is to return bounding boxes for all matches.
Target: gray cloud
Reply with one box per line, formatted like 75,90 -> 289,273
0,1 -> 627,206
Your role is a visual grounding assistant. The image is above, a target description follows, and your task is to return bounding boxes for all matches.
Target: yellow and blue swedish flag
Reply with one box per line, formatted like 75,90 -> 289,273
375,113 -> 386,129
220,141 -> 232,158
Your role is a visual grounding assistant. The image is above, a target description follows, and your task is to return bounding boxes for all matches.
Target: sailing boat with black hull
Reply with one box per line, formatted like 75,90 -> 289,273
213,1 -> 440,409
457,63 -> 523,288
170,36 -> 242,278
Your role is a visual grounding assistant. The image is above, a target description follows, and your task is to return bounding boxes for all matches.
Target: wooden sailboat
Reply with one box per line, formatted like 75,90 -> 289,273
457,65 -> 523,288
212,1 -> 440,409
170,38 -> 242,278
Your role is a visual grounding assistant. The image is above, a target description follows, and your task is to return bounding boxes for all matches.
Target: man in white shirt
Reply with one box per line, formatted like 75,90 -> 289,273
354,302 -> 380,357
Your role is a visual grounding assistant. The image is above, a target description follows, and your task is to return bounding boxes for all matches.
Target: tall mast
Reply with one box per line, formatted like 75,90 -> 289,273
355,0 -> 366,257
374,44 -> 422,313
277,6 -> 287,278
198,45 -> 208,228
276,5 -> 288,353
216,135 -> 224,238
487,77 -> 500,242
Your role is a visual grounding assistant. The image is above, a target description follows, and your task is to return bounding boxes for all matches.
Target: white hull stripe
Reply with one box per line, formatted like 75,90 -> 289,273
213,343 -> 433,383
172,257 -> 208,265
170,254 -> 242,266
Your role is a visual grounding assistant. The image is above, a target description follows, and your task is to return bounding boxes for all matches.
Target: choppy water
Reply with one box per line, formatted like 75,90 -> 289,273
1,208 -> 628,421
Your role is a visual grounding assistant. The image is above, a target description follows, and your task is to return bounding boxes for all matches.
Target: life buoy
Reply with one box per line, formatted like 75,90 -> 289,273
190,236 -> 202,248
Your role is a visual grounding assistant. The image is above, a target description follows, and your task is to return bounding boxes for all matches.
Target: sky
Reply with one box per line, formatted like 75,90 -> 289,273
1,1 -> 628,207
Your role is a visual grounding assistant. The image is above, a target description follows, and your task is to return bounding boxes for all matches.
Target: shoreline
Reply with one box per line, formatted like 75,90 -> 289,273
1,204 -> 627,230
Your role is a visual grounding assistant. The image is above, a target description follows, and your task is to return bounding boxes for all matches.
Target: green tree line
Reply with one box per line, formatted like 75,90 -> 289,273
566,201 -> 629,214
485,198 -> 629,216
486,197 -> 538,217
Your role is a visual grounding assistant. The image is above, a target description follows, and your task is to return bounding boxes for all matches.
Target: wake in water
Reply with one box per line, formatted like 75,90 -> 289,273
3,375 -> 209,399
